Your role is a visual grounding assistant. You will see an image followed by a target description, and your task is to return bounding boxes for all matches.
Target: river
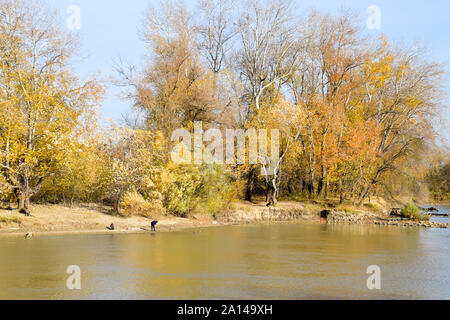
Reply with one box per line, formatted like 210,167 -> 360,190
0,205 -> 449,300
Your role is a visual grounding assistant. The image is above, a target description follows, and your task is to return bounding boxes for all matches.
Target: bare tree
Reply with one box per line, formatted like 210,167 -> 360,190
236,0 -> 301,113
197,0 -> 236,74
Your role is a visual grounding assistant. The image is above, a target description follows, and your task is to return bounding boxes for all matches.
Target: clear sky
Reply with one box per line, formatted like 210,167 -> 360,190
47,0 -> 450,128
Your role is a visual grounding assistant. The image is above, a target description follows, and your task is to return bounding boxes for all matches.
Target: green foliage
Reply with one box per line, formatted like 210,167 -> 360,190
192,165 -> 236,215
400,202 -> 430,221
160,164 -> 233,216
160,165 -> 202,216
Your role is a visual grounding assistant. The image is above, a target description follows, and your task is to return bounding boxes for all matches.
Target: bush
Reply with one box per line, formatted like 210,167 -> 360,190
400,202 -> 430,221
193,164 -> 236,215
0,212 -> 22,224
161,165 -> 203,216
160,164 -> 235,216
119,190 -> 164,217
364,202 -> 382,213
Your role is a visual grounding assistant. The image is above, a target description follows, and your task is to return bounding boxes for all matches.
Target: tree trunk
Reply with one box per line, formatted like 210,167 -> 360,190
318,163 -> 327,198
358,186 -> 371,206
17,191 -> 31,215
16,187 -> 30,210
266,183 -> 277,206
317,179 -> 324,196
287,181 -> 294,194
338,180 -> 344,204
18,194 -> 26,210
245,167 -> 256,202
115,200 -> 120,214
25,195 -> 30,209
306,181 -> 314,198
113,195 -> 121,214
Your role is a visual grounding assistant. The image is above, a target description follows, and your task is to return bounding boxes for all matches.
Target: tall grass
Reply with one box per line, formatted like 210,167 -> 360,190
0,212 -> 22,224
400,202 -> 430,221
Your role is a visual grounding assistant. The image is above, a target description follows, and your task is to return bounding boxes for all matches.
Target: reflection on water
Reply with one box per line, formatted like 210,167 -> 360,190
0,219 -> 449,299
430,205 -> 450,224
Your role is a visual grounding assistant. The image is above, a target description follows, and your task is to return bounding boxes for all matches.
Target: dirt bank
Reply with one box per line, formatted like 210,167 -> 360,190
0,202 -> 311,237
0,204 -> 226,237
1,201 -> 449,237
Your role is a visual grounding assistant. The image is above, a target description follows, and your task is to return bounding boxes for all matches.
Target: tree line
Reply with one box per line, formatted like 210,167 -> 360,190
0,0 -> 448,217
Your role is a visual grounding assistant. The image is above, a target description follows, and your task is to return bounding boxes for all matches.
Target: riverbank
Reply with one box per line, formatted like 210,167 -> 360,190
1,201 -> 449,237
328,211 -> 450,228
0,203 -> 228,237
0,201 -> 327,238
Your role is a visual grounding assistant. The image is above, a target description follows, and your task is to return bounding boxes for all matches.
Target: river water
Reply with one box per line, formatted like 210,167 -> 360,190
0,205 -> 449,300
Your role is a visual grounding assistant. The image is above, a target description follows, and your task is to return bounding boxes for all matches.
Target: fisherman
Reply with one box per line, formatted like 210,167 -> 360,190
107,223 -> 115,230
151,220 -> 158,231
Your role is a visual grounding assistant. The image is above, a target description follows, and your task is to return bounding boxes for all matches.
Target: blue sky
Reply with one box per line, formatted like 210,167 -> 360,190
47,0 -> 450,128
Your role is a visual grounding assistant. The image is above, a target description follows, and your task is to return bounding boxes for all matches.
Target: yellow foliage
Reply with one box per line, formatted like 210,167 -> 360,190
119,190 -> 164,218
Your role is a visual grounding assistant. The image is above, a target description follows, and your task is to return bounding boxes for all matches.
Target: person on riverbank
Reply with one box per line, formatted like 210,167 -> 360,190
151,221 -> 158,231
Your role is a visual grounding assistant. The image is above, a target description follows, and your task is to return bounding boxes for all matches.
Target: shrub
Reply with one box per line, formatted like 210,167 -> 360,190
0,212 -> 22,224
160,164 -> 235,216
400,202 -> 430,221
364,202 -> 382,212
119,190 -> 164,217
161,165 -> 203,216
193,164 -> 236,215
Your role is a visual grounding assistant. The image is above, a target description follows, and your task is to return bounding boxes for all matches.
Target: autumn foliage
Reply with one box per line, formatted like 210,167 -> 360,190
0,0 -> 448,217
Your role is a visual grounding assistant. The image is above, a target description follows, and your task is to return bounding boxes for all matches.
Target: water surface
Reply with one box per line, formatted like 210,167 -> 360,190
430,204 -> 450,224
1,218 -> 449,300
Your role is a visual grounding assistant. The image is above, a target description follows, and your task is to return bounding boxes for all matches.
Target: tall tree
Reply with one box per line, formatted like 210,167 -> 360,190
0,0 -> 103,211
357,38 -> 444,203
116,2 -> 218,139
235,0 -> 301,202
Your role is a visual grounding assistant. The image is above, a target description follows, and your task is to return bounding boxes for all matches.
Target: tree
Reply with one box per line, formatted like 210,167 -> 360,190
0,0 -> 103,211
357,38 -> 444,204
234,0 -> 302,202
425,157 -> 450,201
197,0 -> 236,74
287,11 -> 367,200
116,2 -> 218,140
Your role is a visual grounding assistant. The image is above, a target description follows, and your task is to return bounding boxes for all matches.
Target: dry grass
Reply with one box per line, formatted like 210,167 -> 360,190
228,201 -> 258,212
335,204 -> 362,214
0,212 -> 22,224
